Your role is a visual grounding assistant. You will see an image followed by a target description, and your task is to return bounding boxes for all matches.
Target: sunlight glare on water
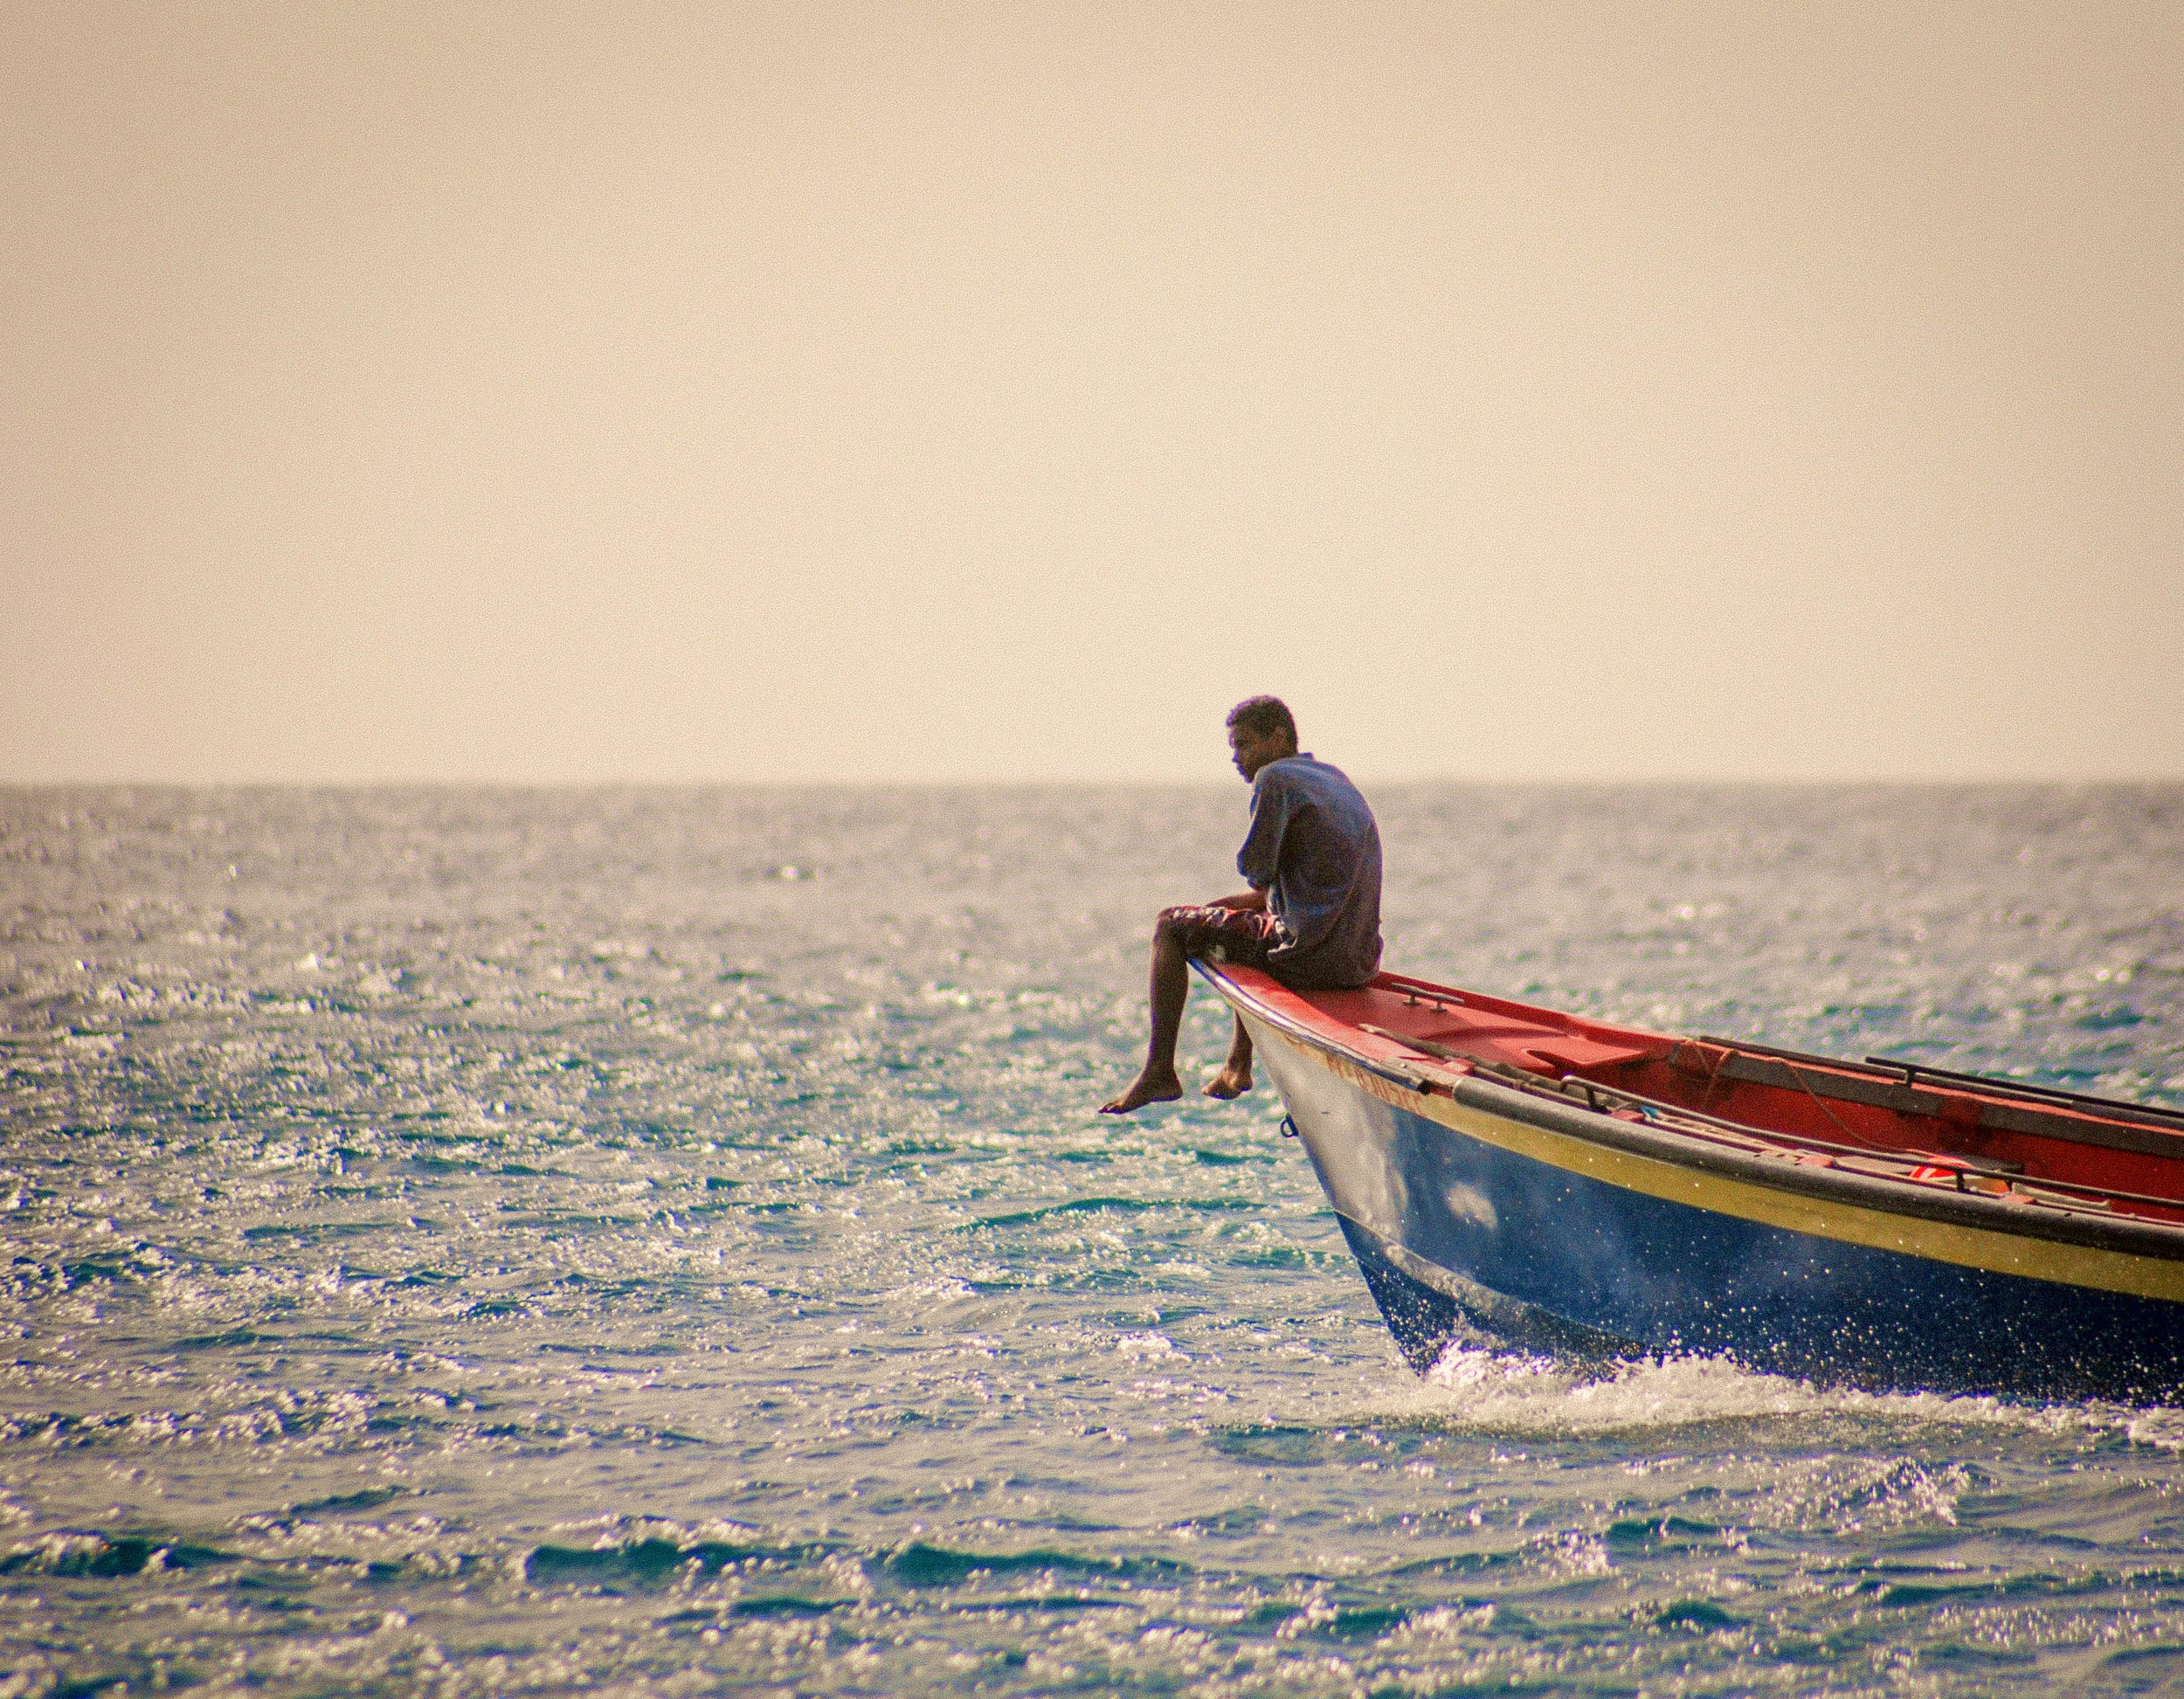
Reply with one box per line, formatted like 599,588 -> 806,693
2,784 -> 2182,1695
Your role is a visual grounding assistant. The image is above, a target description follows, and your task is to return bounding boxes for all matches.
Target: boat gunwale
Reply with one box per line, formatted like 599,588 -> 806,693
1372,967 -> 2184,1145
1715,1031 -> 2184,1136
1196,961 -> 2184,1268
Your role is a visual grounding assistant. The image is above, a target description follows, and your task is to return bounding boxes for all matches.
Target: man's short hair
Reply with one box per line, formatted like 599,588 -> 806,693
1226,695 -> 1298,747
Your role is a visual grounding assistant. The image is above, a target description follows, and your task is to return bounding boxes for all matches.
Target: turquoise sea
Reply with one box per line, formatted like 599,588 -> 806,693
3,784 -> 2182,1696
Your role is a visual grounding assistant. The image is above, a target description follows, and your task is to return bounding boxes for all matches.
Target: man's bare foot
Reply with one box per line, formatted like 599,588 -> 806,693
1101,1067 -> 1184,1114
1201,1064 -> 1253,1100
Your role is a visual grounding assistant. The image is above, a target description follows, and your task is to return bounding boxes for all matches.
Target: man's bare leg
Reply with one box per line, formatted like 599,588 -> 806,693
1202,1013 -> 1254,1099
1101,912 -> 1190,1114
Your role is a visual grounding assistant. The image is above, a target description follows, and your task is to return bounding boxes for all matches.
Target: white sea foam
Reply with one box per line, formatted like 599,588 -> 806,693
1382,1338 -> 2184,1448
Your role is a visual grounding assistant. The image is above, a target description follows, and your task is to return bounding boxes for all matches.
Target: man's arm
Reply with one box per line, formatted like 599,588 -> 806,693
1236,769 -> 1288,893
1206,887 -> 1268,912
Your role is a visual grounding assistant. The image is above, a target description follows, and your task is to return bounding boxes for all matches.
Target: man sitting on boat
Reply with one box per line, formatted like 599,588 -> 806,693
1101,695 -> 1384,1114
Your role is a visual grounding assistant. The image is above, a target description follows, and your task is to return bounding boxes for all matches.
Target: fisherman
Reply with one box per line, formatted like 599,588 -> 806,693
1101,695 -> 1384,1114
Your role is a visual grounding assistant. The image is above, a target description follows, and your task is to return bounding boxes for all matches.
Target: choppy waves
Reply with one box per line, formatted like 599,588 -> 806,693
3,784 -> 2183,1695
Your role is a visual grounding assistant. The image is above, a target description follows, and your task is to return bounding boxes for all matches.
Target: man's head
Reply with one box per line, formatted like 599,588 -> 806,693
1226,695 -> 1298,781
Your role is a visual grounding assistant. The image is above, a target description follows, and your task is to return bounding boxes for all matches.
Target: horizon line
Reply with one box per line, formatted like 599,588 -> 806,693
4,772 -> 2182,792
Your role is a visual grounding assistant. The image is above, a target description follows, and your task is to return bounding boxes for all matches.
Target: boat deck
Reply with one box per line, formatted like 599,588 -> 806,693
1232,967 -> 2184,1228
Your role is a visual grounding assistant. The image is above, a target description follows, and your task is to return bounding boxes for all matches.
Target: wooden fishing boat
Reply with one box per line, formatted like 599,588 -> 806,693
1199,961 -> 2184,1402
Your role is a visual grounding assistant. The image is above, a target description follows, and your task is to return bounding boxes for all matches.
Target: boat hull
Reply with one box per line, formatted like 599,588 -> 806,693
1233,996 -> 2184,1403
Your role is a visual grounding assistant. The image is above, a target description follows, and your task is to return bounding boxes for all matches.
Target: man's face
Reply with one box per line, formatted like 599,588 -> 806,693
1228,722 -> 1292,781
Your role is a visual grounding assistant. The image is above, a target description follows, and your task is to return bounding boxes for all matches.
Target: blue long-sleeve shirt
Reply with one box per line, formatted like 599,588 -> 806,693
1236,753 -> 1383,989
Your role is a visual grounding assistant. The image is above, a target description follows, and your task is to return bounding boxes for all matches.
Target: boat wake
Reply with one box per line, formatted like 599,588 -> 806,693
1371,1336 -> 2184,1447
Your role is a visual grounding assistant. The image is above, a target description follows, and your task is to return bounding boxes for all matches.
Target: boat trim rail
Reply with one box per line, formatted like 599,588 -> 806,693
1686,1032 -> 2184,1136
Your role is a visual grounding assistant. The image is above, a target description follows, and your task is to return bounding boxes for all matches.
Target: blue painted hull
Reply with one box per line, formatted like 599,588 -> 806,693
1228,991 -> 2184,1403
1324,1102 -> 2184,1400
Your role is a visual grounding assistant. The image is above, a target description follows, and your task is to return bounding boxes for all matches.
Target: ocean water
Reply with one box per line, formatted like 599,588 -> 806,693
3,782 -> 2182,1697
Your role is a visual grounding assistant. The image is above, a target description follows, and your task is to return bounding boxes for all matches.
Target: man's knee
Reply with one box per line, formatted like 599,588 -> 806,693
1155,906 -> 1202,950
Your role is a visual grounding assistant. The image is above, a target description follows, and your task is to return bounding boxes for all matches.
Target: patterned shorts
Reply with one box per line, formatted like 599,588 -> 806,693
1159,904 -> 1285,970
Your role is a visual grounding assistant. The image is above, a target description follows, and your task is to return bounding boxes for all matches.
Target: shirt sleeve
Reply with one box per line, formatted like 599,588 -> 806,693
1236,769 -> 1289,888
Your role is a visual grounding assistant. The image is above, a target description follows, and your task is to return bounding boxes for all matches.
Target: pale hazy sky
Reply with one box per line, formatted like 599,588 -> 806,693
4,3 -> 2180,783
